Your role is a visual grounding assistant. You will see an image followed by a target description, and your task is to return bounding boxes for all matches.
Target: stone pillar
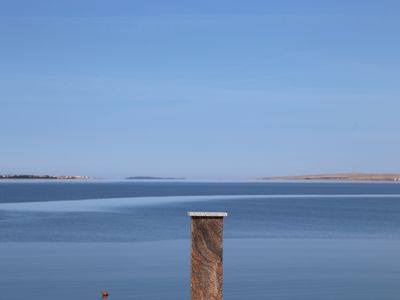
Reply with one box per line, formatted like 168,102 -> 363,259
188,212 -> 228,300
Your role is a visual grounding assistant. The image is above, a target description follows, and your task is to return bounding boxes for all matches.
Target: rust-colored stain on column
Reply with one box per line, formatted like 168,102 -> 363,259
188,212 -> 228,300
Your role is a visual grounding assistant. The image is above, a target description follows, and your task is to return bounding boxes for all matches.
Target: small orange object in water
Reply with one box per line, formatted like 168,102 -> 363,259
101,291 -> 109,298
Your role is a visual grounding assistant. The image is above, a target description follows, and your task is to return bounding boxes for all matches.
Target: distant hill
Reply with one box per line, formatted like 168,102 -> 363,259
126,176 -> 186,180
259,173 -> 400,182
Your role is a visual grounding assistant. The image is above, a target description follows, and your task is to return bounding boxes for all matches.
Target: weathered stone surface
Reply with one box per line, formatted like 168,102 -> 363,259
190,214 -> 226,300
188,212 -> 228,217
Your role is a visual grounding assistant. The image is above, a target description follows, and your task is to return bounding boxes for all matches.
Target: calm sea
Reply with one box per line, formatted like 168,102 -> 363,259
1,180 -> 400,299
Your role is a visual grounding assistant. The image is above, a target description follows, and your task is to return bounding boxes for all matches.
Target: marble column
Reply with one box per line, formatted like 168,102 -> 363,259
188,212 -> 228,300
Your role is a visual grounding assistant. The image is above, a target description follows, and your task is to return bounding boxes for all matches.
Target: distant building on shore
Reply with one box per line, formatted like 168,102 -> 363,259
0,174 -> 92,180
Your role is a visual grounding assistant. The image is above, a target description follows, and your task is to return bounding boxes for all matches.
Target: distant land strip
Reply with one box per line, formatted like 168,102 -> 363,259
259,173 -> 400,182
0,174 -> 93,180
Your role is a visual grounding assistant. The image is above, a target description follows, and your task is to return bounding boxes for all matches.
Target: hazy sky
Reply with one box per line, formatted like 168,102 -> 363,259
1,1 -> 399,179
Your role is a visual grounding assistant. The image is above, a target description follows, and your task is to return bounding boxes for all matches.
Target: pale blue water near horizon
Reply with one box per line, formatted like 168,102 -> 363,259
1,181 -> 400,299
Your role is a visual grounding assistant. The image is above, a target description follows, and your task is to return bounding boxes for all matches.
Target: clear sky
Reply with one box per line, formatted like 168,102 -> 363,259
1,0 -> 399,179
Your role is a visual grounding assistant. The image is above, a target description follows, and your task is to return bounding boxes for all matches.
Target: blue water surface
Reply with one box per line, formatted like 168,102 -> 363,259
0,181 -> 399,299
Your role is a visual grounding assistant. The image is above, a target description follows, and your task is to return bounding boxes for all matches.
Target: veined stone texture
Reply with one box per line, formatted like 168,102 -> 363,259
190,216 -> 224,300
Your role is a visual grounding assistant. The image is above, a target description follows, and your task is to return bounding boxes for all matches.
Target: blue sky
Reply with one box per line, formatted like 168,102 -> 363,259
1,0 -> 399,179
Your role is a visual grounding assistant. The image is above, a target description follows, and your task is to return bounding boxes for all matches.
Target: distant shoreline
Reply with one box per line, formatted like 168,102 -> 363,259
0,175 -> 93,180
259,173 -> 400,182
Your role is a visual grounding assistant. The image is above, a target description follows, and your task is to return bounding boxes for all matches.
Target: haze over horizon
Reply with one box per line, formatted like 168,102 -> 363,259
1,0 -> 399,179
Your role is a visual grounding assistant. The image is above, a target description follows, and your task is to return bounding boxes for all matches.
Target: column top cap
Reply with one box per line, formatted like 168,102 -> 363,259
188,212 -> 228,217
